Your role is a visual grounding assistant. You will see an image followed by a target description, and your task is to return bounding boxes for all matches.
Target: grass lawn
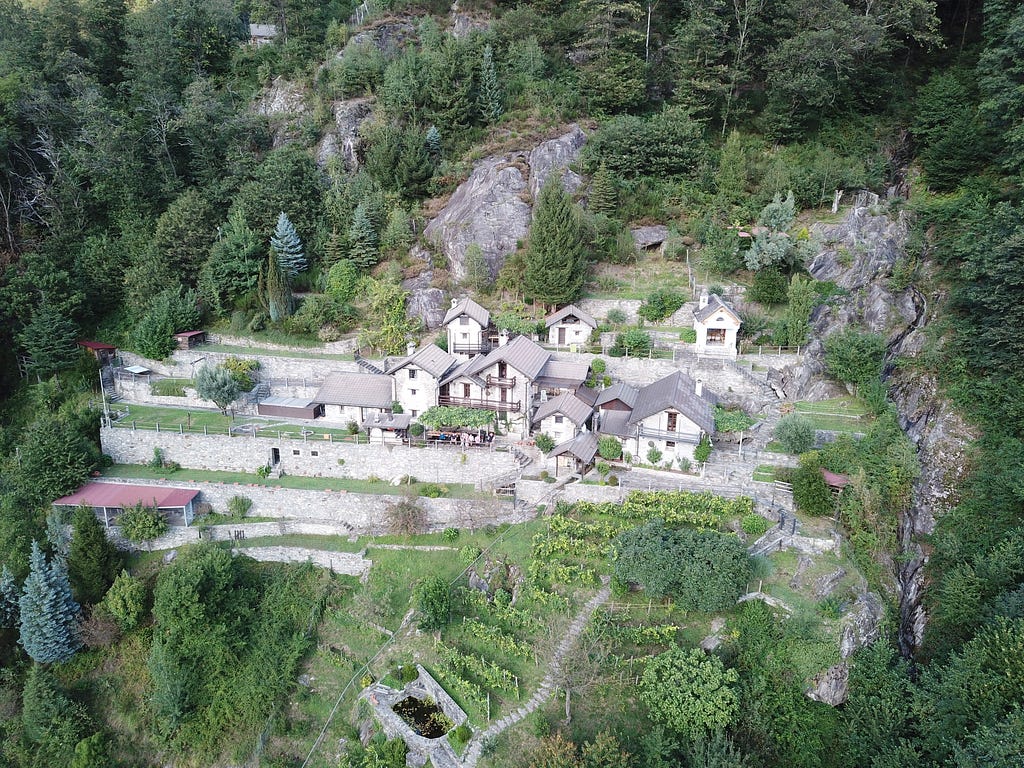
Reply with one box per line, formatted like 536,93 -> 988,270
102,464 -> 488,499
792,397 -> 874,433
110,403 -> 365,440
149,377 -> 191,396
753,464 -> 778,482
202,342 -> 354,361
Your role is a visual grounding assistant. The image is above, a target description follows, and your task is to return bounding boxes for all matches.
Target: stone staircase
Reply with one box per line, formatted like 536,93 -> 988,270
353,351 -> 387,376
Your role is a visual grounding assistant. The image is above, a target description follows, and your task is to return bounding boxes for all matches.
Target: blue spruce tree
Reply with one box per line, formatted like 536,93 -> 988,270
270,211 -> 306,278
19,541 -> 82,664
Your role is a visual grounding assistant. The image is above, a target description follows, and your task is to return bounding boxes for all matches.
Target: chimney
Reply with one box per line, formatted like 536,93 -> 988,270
407,341 -> 416,357
498,330 -> 509,347
698,290 -> 709,309
450,298 -> 459,309
695,379 -> 703,397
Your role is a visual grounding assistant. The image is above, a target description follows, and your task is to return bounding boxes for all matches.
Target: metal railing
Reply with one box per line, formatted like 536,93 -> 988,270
438,395 -> 521,412
636,427 -> 702,444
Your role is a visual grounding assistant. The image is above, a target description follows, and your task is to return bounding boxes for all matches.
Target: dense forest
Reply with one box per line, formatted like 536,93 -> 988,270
0,0 -> 1023,766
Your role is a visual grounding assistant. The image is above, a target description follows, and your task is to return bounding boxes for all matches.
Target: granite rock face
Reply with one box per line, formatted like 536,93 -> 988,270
424,125 -> 587,282
254,77 -> 309,148
315,97 -> 375,169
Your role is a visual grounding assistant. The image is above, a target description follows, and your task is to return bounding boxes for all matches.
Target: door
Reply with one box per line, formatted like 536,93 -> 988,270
666,412 -> 678,432
271,448 -> 281,465
500,387 -> 507,403
498,362 -> 507,379
558,327 -> 566,345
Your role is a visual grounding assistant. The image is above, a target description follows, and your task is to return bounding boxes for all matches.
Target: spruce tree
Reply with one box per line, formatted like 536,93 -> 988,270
68,506 -> 122,605
588,162 -> 618,216
270,211 -> 306,277
478,44 -> 503,123
19,541 -> 82,664
424,126 -> 442,162
257,249 -> 292,322
397,131 -> 435,198
18,301 -> 80,380
200,209 -> 262,316
0,565 -> 19,629
348,202 -> 380,270
380,207 -> 412,257
523,176 -> 587,307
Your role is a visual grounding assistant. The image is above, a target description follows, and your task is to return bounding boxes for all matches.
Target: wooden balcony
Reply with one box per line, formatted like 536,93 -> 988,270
450,341 -> 491,355
438,394 -> 521,413
485,374 -> 517,388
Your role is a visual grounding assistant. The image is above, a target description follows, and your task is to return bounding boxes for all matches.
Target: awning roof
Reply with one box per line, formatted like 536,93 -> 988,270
78,340 -> 116,351
54,483 -> 199,510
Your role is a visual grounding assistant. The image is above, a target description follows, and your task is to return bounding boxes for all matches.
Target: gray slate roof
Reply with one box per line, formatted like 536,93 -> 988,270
629,370 -> 716,433
315,372 -> 394,408
694,294 -> 741,325
595,382 -> 639,409
545,304 -> 597,329
443,297 -> 490,328
388,344 -> 459,379
258,396 -> 318,408
532,392 -> 594,426
596,409 -> 633,438
549,431 -> 599,464
362,412 -> 412,430
458,335 -> 551,382
249,23 -> 278,37
536,359 -> 590,389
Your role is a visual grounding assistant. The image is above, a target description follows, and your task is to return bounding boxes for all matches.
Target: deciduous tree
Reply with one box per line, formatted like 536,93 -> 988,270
639,646 -> 739,736
194,364 -> 243,413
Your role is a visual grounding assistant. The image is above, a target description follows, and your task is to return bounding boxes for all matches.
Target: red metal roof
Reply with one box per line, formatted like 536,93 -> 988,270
53,483 -> 198,510
820,468 -> 852,489
78,340 -> 117,351
173,330 -> 206,338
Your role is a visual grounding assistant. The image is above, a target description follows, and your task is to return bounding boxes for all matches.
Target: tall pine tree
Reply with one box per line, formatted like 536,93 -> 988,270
588,162 -> 618,216
348,203 -> 380,270
257,249 -> 291,322
478,44 -> 503,123
18,301 -> 80,380
523,176 -> 587,307
19,541 -> 82,664
0,565 -> 19,629
270,211 -> 306,277
68,506 -> 122,605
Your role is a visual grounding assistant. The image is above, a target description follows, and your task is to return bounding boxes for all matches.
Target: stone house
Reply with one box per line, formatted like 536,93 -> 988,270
595,370 -> 716,463
545,304 -> 597,347
548,431 -> 599,477
443,297 -> 491,358
531,389 -> 597,445
315,372 -> 394,424
693,292 -> 742,357
439,335 -> 589,438
387,343 -> 460,418
248,23 -> 278,46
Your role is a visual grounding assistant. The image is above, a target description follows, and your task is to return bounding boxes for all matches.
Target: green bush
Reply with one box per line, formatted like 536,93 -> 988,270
607,474 -> 619,486
101,570 -> 147,631
409,423 -> 425,437
222,356 -> 260,390
399,665 -> 419,684
646,447 -> 663,464
606,308 -> 627,325
824,329 -> 886,388
591,357 -> 606,374
227,495 -> 252,519
792,452 -> 835,516
748,266 -> 790,305
419,483 -> 448,498
694,435 -> 712,463
774,414 -> 816,453
678,328 -> 697,343
638,288 -> 685,322
118,504 -> 168,542
615,327 -> 651,356
534,433 -> 555,453
459,546 -> 481,565
598,436 -> 622,460
442,527 -> 460,543
256,464 -> 271,479
741,514 -> 773,537
715,407 -> 756,433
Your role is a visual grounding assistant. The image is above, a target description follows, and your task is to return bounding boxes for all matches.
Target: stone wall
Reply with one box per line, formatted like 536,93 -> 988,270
578,299 -> 697,327
91,477 -> 526,539
118,349 -> 362,385
101,427 -> 519,484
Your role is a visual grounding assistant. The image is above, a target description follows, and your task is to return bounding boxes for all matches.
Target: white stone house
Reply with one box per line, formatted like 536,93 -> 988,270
443,297 -> 491,358
387,343 -> 460,418
595,371 -> 716,463
314,372 -> 394,424
531,390 -> 597,445
548,432 -> 599,477
545,304 -> 597,347
693,292 -> 742,357
439,335 -> 589,438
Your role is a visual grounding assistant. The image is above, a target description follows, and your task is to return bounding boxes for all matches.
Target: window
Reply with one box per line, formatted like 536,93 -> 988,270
408,369 -> 417,379
707,328 -> 727,345
459,316 -> 469,325
554,415 -> 564,424
666,441 -> 676,449
292,449 -> 301,456
411,410 -> 418,417
461,333 -> 468,340
310,450 -> 319,457
410,389 -> 417,396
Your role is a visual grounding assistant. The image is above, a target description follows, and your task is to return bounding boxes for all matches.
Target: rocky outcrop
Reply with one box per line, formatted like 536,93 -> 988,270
423,125 -> 586,281
315,97 -> 375,169
255,77 -> 310,148
632,225 -> 670,251
808,592 -> 884,706
344,19 -> 417,56
403,245 -> 447,329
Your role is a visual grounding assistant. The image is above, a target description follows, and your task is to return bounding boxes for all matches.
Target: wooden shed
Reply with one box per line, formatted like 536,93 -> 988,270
257,396 -> 324,420
78,340 -> 117,365
174,330 -> 207,349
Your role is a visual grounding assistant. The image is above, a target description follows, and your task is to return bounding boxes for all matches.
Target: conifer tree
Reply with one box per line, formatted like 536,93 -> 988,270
200,209 -> 262,316
424,126 -> 442,162
68,506 -> 122,605
270,211 -> 306,277
588,162 -> 618,216
381,207 -> 412,257
257,249 -> 292,322
478,44 -> 503,123
348,202 -> 380,270
0,565 -> 19,629
523,176 -> 587,307
19,541 -> 82,664
397,132 -> 435,198
18,301 -> 80,380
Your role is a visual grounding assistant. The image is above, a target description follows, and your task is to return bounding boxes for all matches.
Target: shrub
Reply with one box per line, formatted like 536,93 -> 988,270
606,308 -> 627,325
715,407 -> 756,433
742,514 -> 773,537
595,461 -> 611,480
227,495 -> 253,520
792,453 -> 835,516
256,464 -> 271,478
419,483 -> 448,498
824,329 -> 886,388
615,327 -> 651,356
79,608 -> 121,649
387,496 -> 426,534
414,575 -> 451,632
118,504 -> 168,542
677,457 -> 692,473
400,665 -> 419,684
409,423 -> 425,437
774,414 -> 816,454
459,546 -> 482,565
748,266 -> 789,305
534,433 -> 555,453
591,358 -> 606,374
148,447 -> 164,469
452,724 -> 471,743
694,435 -> 712,463
222,356 -> 260,390
346,421 -> 360,435
607,474 -> 619,486
598,436 -> 622,460
101,570 -> 147,631
678,328 -> 697,343
647,447 -> 663,464
639,288 -> 685,322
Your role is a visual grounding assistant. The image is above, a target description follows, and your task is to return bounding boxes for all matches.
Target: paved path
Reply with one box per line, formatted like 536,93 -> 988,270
460,580 -> 612,767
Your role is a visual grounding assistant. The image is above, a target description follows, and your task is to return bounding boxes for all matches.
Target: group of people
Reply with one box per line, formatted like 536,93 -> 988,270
432,429 -> 495,448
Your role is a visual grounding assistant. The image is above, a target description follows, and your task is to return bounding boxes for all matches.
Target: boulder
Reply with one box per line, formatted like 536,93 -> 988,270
343,20 -> 417,56
315,97 -> 375,169
807,663 -> 849,706
840,592 -> 884,658
254,77 -> 310,148
631,225 -> 670,250
424,125 -> 587,281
